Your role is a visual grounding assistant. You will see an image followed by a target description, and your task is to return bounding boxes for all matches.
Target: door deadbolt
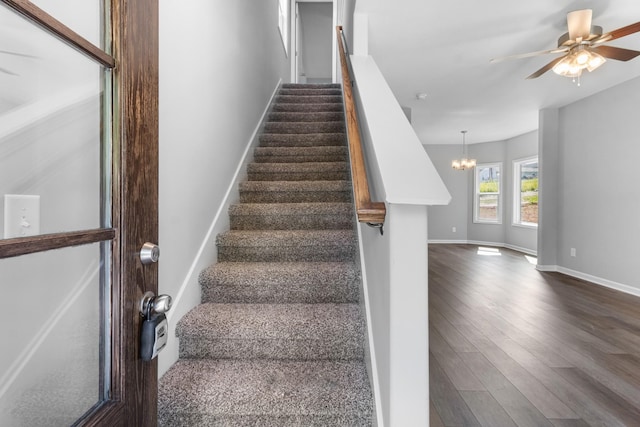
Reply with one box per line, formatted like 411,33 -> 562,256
140,242 -> 160,264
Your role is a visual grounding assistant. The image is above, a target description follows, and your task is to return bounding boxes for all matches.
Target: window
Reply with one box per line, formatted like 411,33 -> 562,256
513,157 -> 538,227
278,0 -> 289,55
474,163 -> 501,223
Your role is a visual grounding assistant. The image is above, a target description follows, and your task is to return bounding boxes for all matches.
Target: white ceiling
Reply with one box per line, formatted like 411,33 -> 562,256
355,0 -> 640,144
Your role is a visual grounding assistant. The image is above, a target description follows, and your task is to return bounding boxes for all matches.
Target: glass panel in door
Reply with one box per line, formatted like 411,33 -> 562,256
0,3 -> 107,239
0,242 -> 110,425
0,3 -> 112,425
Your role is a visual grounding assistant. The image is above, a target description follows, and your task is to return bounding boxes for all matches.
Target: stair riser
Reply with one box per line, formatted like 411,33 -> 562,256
239,191 -> 351,203
254,147 -> 348,163
264,122 -> 346,134
200,262 -> 359,304
275,95 -> 342,104
247,171 -> 350,181
279,89 -> 342,96
254,154 -> 348,163
259,133 -> 346,147
179,338 -> 363,360
230,214 -> 353,230
217,245 -> 355,262
159,414 -> 371,427
268,112 -> 343,122
202,281 -> 358,304
281,83 -> 340,89
272,103 -> 343,113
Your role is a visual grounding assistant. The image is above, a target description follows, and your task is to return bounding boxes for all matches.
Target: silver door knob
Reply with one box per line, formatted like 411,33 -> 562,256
140,291 -> 173,316
140,242 -> 160,264
153,294 -> 172,314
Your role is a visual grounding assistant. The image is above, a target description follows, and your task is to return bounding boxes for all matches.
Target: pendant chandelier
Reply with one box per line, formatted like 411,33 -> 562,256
452,130 -> 476,170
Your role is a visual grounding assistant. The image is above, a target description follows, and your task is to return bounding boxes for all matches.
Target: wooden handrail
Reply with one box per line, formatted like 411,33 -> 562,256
336,26 -> 386,227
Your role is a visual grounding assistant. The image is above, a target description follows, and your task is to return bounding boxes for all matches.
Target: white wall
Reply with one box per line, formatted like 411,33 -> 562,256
538,76 -> 640,291
425,132 -> 538,254
421,145 -> 468,240
158,0 -> 290,375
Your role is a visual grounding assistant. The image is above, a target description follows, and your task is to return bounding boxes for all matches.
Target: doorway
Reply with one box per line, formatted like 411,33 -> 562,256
293,1 -> 336,84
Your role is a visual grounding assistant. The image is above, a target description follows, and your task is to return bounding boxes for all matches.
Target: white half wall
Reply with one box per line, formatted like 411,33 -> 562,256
158,0 -> 289,376
350,53 -> 450,427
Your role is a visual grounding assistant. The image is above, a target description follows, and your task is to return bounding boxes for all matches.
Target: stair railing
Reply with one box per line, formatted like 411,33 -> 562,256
336,26 -> 386,233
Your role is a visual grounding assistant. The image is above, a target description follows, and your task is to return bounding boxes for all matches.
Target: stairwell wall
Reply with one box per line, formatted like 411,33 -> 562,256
158,0 -> 290,376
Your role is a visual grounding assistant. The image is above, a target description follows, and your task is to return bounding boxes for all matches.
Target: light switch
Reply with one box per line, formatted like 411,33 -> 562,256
4,194 -> 40,239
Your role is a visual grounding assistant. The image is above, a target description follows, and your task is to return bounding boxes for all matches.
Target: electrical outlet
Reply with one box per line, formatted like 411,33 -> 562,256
4,194 -> 40,239
452,227 -> 457,233
570,248 -> 576,257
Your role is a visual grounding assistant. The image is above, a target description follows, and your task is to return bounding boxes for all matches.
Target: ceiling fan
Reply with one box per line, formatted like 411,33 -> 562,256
491,9 -> 640,80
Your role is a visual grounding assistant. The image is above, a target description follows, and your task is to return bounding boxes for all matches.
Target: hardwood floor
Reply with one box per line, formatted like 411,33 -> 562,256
429,244 -> 640,427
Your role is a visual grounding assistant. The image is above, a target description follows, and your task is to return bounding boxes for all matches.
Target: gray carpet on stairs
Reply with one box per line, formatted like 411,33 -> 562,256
158,83 -> 373,426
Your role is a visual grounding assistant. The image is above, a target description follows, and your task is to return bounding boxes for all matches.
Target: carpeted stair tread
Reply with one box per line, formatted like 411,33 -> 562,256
176,303 -> 364,359
275,95 -> 342,104
239,180 -> 351,203
216,230 -> 356,262
259,133 -> 346,147
247,162 -> 349,181
229,202 -> 353,230
158,359 -> 373,426
268,111 -> 343,122
254,146 -> 348,163
263,121 -> 345,134
272,102 -> 343,113
200,261 -> 359,303
281,83 -> 340,89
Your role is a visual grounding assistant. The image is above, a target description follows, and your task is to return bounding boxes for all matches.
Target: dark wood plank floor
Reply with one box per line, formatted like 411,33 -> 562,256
429,244 -> 640,427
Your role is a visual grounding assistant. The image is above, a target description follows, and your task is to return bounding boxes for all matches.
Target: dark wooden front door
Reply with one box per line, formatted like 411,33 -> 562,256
0,0 -> 158,425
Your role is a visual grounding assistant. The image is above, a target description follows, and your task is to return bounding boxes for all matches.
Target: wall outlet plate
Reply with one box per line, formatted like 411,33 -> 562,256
4,194 -> 40,239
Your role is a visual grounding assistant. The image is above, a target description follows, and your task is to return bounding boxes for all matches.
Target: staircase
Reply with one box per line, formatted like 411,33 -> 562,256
158,83 -> 374,426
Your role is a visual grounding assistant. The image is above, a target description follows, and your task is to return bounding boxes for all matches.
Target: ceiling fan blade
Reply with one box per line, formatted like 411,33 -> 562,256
592,21 -> 640,45
526,56 -> 565,79
592,45 -> 640,61
490,46 -> 569,63
568,9 -> 592,41
0,66 -> 18,76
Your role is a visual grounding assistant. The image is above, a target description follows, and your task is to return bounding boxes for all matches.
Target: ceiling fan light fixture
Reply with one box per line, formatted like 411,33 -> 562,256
586,52 -> 606,71
552,46 -> 605,78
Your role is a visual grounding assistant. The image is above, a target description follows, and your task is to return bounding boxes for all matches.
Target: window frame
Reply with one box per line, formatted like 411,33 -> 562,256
473,162 -> 502,224
278,0 -> 289,56
512,156 -> 539,228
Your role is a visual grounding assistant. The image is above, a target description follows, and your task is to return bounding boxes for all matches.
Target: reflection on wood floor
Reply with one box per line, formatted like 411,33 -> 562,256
429,244 -> 640,427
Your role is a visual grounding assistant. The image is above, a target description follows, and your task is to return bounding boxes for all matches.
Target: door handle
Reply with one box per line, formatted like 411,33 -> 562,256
139,291 -> 172,361
139,291 -> 172,317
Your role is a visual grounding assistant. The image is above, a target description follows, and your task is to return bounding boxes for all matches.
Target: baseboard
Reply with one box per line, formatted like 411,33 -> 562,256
536,264 -> 640,298
428,239 -> 468,245
158,79 -> 283,377
504,243 -> 537,256
354,223 -> 385,427
428,239 -> 538,256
